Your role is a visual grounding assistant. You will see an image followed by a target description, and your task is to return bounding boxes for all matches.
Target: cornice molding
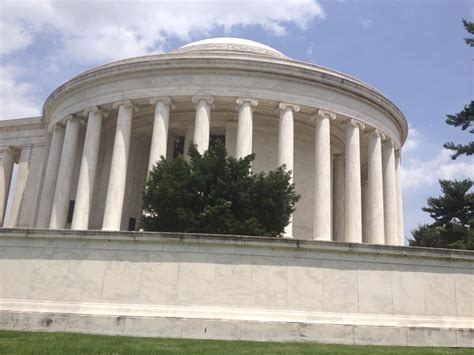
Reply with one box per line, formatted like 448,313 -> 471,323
42,57 -> 408,145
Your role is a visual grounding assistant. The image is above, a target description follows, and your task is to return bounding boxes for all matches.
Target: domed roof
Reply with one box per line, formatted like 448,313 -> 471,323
172,37 -> 288,59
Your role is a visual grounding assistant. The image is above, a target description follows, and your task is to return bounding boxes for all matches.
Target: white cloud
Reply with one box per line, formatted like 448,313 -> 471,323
402,124 -> 422,153
1,0 -> 326,63
359,18 -> 373,29
401,148 -> 474,191
0,65 -> 41,119
0,0 -> 325,120
0,21 -> 33,56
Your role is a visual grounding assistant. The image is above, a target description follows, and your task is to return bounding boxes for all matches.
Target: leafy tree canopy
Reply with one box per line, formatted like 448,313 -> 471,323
410,179 -> 474,250
142,142 -> 300,237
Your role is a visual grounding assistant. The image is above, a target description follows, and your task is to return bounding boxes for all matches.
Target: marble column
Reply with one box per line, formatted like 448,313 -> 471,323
148,97 -> 173,172
332,154 -> 345,241
366,129 -> 385,244
36,125 -> 65,228
102,100 -> 135,231
235,98 -> 258,159
278,102 -> 300,238
49,116 -> 81,229
313,109 -> 336,241
344,119 -> 364,243
395,149 -> 404,246
71,107 -> 105,230
362,180 -> 368,243
382,140 -> 398,245
5,146 -> 30,228
192,96 -> 214,154
0,147 -> 15,226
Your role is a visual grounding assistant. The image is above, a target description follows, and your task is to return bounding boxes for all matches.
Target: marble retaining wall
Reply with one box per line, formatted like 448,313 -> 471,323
0,229 -> 473,347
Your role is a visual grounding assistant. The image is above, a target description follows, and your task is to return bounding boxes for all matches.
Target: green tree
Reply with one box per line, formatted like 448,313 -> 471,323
142,142 -> 300,237
462,18 -> 474,47
410,179 -> 474,250
443,101 -> 474,159
443,20 -> 474,159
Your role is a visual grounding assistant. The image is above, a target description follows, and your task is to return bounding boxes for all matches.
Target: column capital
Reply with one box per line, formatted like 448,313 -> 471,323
343,118 -> 365,130
278,102 -> 300,112
48,122 -> 66,134
150,96 -> 175,108
112,99 -> 138,112
83,106 -> 108,119
314,109 -> 336,121
0,145 -> 20,160
236,97 -> 258,107
366,128 -> 385,140
64,114 -> 84,125
383,138 -> 396,148
192,95 -> 214,106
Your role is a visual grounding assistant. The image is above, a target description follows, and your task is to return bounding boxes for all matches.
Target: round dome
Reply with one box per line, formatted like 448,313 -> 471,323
172,37 -> 288,59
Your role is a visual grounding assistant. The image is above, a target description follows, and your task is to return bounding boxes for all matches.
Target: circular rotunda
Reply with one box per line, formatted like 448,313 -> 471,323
11,38 -> 408,244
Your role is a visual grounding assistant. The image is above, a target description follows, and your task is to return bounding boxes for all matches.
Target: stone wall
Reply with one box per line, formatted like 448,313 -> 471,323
0,229 -> 472,347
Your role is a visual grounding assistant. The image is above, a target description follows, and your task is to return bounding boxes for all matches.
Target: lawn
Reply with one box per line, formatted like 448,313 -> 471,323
0,330 -> 472,354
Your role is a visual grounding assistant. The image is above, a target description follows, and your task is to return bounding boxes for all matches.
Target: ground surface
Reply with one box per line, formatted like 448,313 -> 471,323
0,330 -> 472,354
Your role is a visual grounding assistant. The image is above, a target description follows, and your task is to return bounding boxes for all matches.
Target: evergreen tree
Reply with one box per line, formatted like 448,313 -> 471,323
443,101 -> 474,159
423,179 -> 473,227
410,179 -> 474,250
443,20 -> 474,159
462,18 -> 474,47
142,142 -> 300,237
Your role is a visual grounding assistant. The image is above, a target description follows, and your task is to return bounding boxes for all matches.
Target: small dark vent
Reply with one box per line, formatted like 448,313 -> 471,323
66,200 -> 75,224
128,218 -> 136,231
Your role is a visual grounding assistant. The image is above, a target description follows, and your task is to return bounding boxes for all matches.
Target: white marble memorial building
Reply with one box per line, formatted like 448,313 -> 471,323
1,39 -> 473,347
0,38 -> 406,244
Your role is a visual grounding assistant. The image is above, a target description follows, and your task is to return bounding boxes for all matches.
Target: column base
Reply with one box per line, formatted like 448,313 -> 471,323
313,236 -> 332,242
101,226 -> 121,232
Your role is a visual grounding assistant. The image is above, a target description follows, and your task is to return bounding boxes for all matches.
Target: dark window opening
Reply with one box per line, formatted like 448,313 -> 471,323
66,200 -> 75,224
128,217 -> 136,231
173,136 -> 185,159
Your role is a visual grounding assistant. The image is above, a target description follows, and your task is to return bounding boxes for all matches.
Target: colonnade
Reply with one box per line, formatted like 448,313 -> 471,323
31,95 -> 404,245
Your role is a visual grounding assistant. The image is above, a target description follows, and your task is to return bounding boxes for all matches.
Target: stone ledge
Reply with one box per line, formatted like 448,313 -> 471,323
1,228 -> 473,262
0,311 -> 472,347
1,299 -> 472,330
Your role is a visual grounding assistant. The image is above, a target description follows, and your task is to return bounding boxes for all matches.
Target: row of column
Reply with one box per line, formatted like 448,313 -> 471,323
325,120 -> 404,245
36,95 -> 403,245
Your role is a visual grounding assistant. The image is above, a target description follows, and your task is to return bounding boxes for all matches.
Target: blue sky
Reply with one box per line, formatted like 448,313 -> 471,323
0,0 -> 473,240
